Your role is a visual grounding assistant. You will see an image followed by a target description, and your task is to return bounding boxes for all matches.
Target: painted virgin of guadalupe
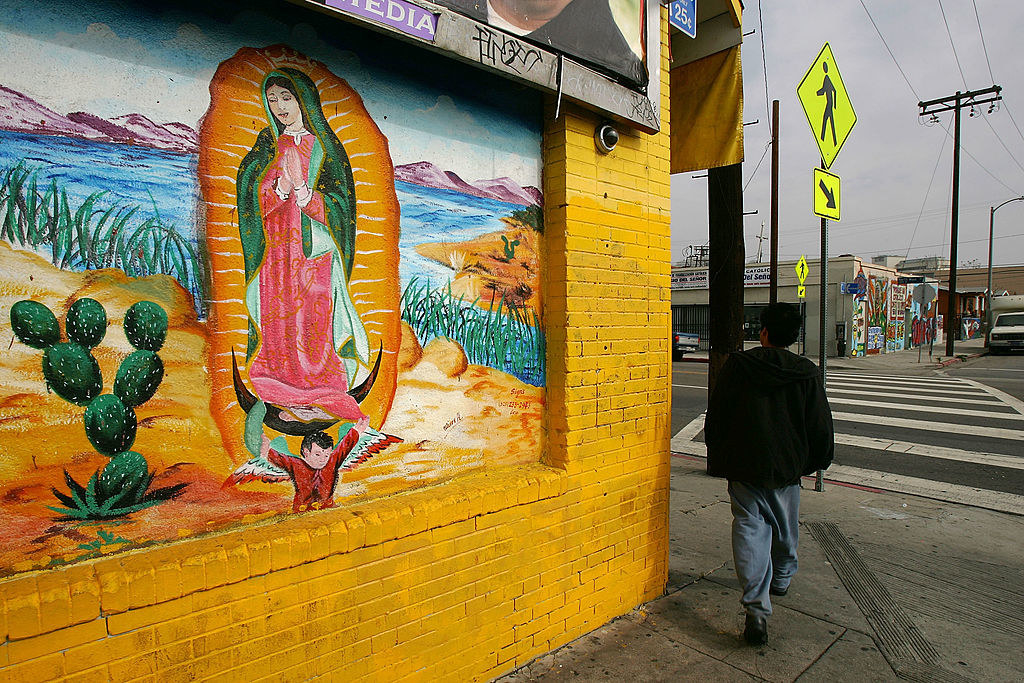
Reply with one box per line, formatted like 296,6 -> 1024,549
235,67 -> 372,440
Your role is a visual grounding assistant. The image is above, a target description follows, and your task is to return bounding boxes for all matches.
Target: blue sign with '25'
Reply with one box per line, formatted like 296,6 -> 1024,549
669,0 -> 696,39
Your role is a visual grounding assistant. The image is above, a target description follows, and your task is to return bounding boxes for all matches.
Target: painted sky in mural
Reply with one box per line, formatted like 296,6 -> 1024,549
0,0 -> 544,577
0,0 -> 540,183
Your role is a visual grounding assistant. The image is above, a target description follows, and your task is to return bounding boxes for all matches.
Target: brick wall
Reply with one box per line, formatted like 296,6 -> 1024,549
0,12 -> 672,682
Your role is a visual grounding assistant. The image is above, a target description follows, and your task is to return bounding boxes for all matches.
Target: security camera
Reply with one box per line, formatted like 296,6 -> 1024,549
594,123 -> 619,154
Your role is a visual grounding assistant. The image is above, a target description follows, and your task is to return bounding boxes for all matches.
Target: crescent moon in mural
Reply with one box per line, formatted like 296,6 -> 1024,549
199,45 -> 401,460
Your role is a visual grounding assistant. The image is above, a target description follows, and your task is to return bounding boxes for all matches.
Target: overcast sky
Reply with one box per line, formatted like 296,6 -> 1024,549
670,0 -> 1024,269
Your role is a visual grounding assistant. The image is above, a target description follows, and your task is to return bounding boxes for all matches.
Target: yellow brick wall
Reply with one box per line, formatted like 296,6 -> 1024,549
0,13 -> 672,683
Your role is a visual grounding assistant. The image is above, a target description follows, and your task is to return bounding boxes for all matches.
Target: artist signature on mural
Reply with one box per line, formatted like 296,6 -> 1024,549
473,26 -> 543,75
498,387 -> 530,415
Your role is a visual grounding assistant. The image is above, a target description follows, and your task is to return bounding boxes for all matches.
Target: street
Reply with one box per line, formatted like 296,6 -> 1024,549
671,352 -> 1024,511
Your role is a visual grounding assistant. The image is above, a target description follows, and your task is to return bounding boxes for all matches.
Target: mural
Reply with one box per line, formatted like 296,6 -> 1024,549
0,0 -> 543,575
865,274 -> 888,355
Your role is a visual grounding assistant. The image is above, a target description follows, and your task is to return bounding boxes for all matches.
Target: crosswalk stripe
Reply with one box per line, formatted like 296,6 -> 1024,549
830,372 -> 971,387
958,377 -> 1024,415
826,387 -> 1004,407
823,465 -> 1024,516
831,411 -> 1024,440
834,433 -> 1024,470
828,397 -> 1024,421
827,381 -> 988,398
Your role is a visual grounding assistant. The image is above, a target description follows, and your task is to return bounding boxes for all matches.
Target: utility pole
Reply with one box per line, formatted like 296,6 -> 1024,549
755,221 -> 767,263
918,85 -> 1002,357
769,100 -> 780,304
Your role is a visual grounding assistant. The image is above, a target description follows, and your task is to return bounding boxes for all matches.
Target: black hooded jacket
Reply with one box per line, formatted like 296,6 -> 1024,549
704,347 -> 835,488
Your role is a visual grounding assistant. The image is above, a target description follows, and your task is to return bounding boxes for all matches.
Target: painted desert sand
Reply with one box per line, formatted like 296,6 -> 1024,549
415,219 -> 541,313
0,241 -> 543,576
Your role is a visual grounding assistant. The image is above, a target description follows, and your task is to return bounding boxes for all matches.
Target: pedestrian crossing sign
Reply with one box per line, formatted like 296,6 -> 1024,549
795,255 -> 809,284
797,43 -> 857,169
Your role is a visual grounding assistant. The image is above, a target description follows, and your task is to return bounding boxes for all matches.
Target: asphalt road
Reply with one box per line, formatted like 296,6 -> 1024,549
670,352 -> 1024,506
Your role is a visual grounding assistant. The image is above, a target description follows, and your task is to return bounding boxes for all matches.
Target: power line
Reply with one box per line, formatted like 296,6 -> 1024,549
970,2 -> 1024,149
858,0 -> 919,100
981,114 -> 1024,177
906,122 -> 951,259
929,113 -> 1022,195
972,0 -> 995,83
938,0 -> 969,90
756,0 -> 770,128
743,140 -> 771,192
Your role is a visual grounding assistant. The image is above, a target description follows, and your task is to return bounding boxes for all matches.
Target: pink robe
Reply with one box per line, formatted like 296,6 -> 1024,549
247,132 -> 365,421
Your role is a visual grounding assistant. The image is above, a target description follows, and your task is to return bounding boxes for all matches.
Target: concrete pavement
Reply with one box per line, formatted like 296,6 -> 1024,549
497,337 -> 1024,682
679,337 -> 988,376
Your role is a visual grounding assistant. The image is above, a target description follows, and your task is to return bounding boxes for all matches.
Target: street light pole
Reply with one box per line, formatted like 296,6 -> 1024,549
986,195 -> 1024,346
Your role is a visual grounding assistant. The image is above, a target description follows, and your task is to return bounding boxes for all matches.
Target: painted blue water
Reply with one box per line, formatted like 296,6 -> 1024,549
395,180 -> 528,285
0,130 -> 199,232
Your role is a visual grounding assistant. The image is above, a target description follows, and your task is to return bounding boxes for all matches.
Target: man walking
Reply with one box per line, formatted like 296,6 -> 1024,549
704,303 -> 835,646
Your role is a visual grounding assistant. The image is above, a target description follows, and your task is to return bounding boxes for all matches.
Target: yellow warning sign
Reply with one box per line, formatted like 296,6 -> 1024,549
797,43 -> 856,169
813,168 -> 841,220
795,255 -> 809,284
798,285 -> 806,298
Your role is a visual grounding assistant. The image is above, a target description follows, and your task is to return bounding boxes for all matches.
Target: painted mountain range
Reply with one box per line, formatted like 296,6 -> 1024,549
0,84 -> 197,154
395,161 -> 542,207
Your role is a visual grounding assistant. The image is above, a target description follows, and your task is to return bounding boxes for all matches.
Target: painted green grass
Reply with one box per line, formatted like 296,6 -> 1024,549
0,161 -> 206,314
401,277 -> 545,386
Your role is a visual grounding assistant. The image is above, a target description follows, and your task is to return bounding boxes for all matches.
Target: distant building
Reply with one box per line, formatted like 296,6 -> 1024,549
895,256 -> 950,275
872,254 -> 904,268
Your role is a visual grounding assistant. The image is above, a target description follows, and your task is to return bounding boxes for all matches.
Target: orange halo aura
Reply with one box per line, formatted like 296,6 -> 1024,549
199,45 -> 401,464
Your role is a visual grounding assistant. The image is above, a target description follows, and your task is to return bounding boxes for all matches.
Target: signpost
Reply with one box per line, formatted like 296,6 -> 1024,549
669,0 -> 697,39
797,43 -> 856,492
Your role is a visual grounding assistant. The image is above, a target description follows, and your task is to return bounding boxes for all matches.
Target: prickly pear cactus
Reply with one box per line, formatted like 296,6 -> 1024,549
10,300 -> 60,349
123,301 -> 168,352
9,297 -> 187,520
113,350 -> 164,407
66,297 -> 107,348
83,394 -> 137,456
42,342 -> 103,405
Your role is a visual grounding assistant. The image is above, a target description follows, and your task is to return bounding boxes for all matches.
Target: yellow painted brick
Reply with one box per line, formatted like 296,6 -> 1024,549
106,594 -> 192,635
7,619 -> 106,666
1,651 -> 64,683
35,574 -> 72,635
63,664 -> 110,683
5,577 -> 42,640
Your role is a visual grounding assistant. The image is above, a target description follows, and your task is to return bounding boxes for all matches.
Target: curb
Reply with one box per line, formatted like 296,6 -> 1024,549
936,351 -> 987,368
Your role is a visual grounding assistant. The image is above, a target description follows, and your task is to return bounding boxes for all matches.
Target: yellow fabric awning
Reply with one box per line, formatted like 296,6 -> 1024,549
670,45 -> 744,174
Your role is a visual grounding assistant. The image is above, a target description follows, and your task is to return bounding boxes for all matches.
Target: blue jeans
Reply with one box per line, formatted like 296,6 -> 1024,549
728,480 -> 800,618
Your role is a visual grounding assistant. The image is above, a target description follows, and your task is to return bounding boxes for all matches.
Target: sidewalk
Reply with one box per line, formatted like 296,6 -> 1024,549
498,336 -> 1022,682
679,337 -> 988,376
497,456 -> 1024,682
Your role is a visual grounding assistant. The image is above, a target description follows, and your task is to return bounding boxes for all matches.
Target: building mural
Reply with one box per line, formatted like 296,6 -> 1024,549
0,0 -> 543,575
849,267 -> 938,357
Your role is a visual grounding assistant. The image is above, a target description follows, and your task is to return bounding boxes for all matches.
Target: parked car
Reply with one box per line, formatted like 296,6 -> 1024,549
673,331 -> 700,361
990,312 -> 1024,355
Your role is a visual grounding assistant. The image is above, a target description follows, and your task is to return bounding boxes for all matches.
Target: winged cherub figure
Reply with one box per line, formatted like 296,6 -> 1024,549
224,416 -> 400,512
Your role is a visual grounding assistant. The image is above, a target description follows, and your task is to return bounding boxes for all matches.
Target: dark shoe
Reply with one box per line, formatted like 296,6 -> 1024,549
769,585 -> 789,597
744,614 -> 768,646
